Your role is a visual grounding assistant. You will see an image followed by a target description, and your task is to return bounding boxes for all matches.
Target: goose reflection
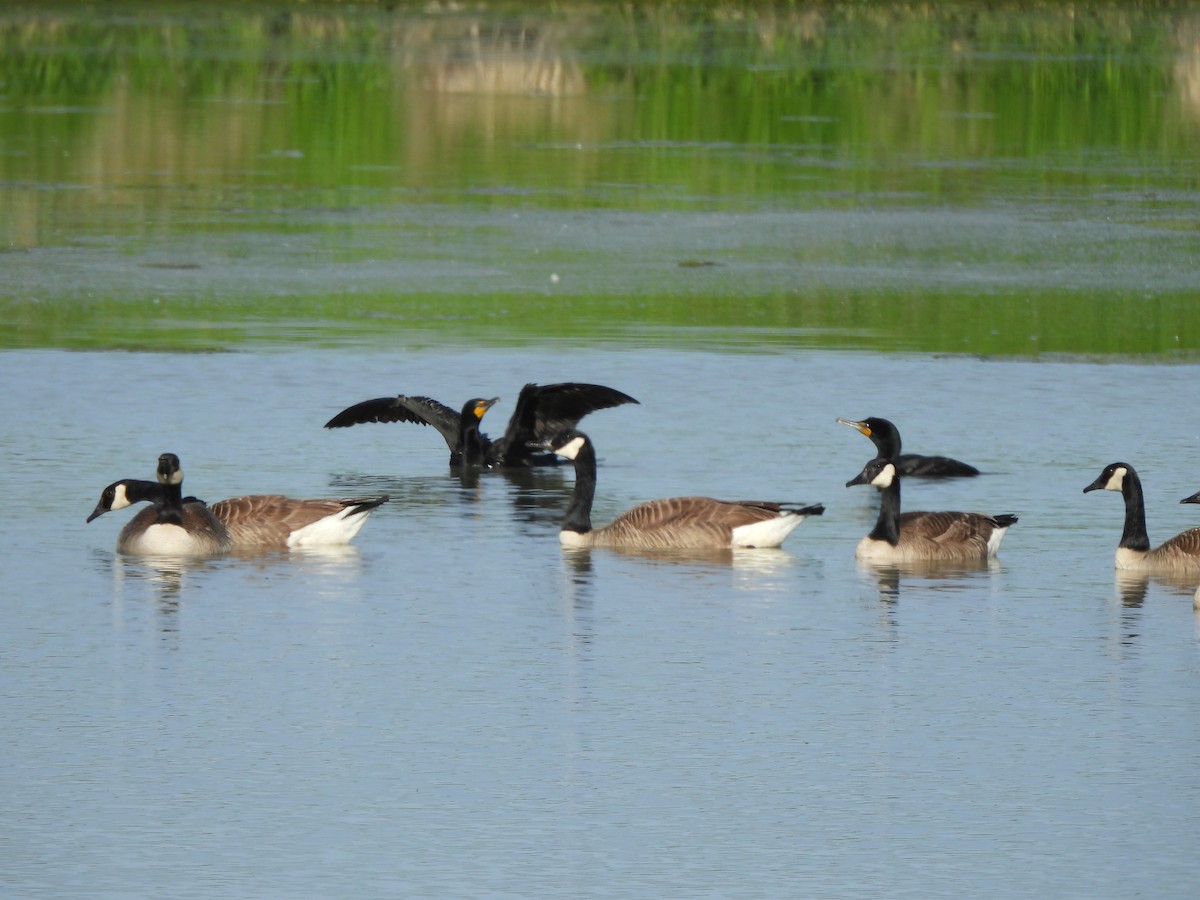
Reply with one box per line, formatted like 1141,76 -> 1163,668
330,467 -> 571,535
858,557 -> 1000,602
489,466 -> 575,534
1113,570 -> 1200,609
108,553 -> 219,629
233,542 -> 364,572
566,544 -> 796,573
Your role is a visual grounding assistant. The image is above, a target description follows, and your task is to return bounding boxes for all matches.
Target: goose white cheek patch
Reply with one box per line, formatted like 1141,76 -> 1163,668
872,464 -> 897,488
1105,467 -> 1127,492
110,483 -> 132,510
555,436 -> 586,460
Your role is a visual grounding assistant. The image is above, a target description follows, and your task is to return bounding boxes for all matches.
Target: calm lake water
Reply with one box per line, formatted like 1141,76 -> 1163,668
6,347 -> 1200,897
3,3 -> 1200,898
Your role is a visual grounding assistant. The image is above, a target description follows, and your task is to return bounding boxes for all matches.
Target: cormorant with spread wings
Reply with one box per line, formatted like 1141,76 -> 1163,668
324,382 -> 638,468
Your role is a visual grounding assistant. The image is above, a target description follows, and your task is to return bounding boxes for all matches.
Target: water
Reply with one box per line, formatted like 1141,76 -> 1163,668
3,346 -> 1199,897
3,2 -> 1200,896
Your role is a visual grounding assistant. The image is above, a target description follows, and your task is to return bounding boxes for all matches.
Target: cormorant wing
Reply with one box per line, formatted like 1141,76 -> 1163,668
500,382 -> 640,452
325,395 -> 462,452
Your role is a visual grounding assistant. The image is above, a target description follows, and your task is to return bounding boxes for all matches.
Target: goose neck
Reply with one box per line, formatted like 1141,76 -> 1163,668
562,441 -> 597,534
868,474 -> 902,546
1119,470 -> 1151,552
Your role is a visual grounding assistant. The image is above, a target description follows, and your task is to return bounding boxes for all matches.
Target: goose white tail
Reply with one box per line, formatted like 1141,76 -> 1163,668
731,513 -> 803,549
287,504 -> 379,548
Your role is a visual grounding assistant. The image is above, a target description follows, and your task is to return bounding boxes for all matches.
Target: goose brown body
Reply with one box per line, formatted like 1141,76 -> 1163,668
565,495 -> 822,550
208,493 -> 387,549
859,509 -> 1012,563
549,430 -> 824,550
1085,462 -> 1200,573
846,458 -> 1015,563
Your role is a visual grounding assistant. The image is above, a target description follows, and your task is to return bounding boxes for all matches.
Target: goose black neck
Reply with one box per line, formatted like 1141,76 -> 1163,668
117,479 -> 168,511
868,474 -> 902,546
562,440 -> 597,534
1118,470 -> 1151,552
127,480 -> 165,504
158,479 -> 187,526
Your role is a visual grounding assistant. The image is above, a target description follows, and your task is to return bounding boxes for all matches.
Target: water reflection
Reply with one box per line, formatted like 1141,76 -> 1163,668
1176,16 -> 1200,124
105,552 -> 216,634
473,465 -> 574,535
858,558 -> 1001,603
102,539 -> 366,625
1114,570 -> 1200,609
330,466 -> 572,535
234,543 -> 363,568
559,547 -> 596,620
106,551 -> 217,599
405,18 -> 586,98
559,544 -> 797,571
613,545 -> 797,572
329,471 -> 478,507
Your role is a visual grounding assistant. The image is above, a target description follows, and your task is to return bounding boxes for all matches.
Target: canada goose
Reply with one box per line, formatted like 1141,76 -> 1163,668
1083,462 -> 1200,573
324,382 -> 638,468
89,455 -> 388,552
87,478 -> 232,556
837,417 -> 980,477
155,453 -> 388,549
545,430 -> 824,549
1181,495 -> 1200,610
845,457 -> 1016,563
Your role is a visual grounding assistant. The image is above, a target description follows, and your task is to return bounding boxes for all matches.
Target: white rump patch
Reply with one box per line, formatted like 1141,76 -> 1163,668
554,435 -> 586,461
1104,466 -> 1127,492
287,506 -> 373,548
986,524 -> 1011,557
731,513 -> 803,549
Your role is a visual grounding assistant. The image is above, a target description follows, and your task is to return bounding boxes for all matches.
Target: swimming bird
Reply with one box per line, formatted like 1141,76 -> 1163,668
845,457 -> 1016,562
87,477 -> 232,556
1082,462 -> 1200,573
544,429 -> 824,549
156,453 -> 387,549
324,382 -> 638,468
1181,493 -> 1200,608
837,416 -> 980,477
89,454 -> 388,552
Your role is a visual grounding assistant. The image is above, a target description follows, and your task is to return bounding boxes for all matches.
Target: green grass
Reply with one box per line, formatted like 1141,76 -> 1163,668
5,288 -> 1199,358
2,2 -> 1197,358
